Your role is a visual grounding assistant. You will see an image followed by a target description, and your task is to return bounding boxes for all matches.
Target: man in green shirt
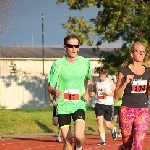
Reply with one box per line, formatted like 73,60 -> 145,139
48,34 -> 92,150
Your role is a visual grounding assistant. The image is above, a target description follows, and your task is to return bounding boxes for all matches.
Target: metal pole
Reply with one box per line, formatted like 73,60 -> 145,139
42,13 -> 44,75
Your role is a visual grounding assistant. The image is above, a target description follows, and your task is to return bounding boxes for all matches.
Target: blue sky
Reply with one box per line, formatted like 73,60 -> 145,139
1,0 -> 122,48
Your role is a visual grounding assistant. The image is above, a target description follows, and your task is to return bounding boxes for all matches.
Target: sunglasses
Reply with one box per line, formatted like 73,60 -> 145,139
134,50 -> 146,54
66,44 -> 79,48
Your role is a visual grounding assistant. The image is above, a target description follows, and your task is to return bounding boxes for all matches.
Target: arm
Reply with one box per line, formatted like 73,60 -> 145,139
114,72 -> 134,100
104,79 -> 115,96
47,83 -> 61,99
146,79 -> 150,96
90,81 -> 96,96
48,87 -> 56,106
83,77 -> 92,102
114,72 -> 126,100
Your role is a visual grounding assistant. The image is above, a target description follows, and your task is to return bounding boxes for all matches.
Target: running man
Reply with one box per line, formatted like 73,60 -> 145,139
48,34 -> 92,150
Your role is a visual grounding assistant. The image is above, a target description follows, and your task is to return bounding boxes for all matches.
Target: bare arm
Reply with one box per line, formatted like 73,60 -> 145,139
146,79 -> 150,96
114,72 -> 134,100
47,83 -> 61,99
104,79 -> 115,96
83,77 -> 92,102
48,90 -> 56,106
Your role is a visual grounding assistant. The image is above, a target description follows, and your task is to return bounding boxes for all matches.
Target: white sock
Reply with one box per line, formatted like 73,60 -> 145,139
100,133 -> 105,142
112,127 -> 116,133
76,146 -> 82,150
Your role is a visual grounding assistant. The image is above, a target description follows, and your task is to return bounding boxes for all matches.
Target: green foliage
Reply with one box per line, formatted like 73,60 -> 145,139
100,44 -> 130,74
57,0 -> 150,47
56,0 -> 150,71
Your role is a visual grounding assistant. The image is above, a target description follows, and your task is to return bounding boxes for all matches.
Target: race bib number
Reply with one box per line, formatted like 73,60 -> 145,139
98,95 -> 106,100
97,90 -> 106,100
131,80 -> 147,93
64,89 -> 80,101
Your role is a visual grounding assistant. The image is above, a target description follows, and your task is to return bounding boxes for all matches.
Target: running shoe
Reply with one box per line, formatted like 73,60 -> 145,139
111,127 -> 117,140
56,136 -> 61,142
98,141 -> 106,146
74,145 -> 82,150
117,132 -> 122,137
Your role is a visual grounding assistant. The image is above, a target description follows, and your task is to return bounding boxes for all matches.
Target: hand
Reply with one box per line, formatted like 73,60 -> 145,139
55,90 -> 61,98
90,91 -> 95,97
83,92 -> 90,102
104,91 -> 108,96
51,100 -> 56,106
125,75 -> 134,84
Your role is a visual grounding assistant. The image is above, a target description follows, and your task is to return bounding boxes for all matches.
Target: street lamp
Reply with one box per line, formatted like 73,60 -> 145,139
42,13 -> 44,75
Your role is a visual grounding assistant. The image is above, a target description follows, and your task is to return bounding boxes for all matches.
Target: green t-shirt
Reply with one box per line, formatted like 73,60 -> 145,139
48,56 -> 91,114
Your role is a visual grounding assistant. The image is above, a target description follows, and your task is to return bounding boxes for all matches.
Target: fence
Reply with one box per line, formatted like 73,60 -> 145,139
0,75 -> 50,109
0,75 -> 116,109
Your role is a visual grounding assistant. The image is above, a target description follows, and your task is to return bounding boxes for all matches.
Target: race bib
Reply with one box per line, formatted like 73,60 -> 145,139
97,89 -> 106,100
131,80 -> 147,93
64,89 -> 80,101
98,95 -> 106,100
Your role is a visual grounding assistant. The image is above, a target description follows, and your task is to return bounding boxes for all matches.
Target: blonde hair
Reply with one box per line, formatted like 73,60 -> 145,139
130,41 -> 145,52
121,41 -> 145,67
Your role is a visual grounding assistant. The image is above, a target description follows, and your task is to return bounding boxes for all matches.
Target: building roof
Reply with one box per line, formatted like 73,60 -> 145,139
0,47 -> 115,58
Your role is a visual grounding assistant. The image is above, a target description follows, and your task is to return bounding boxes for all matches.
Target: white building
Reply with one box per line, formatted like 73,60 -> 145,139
0,47 -> 114,109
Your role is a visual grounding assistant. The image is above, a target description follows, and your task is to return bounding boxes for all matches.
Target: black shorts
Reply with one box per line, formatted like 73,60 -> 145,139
113,106 -> 121,116
58,109 -> 85,128
53,106 -> 58,117
94,103 -> 113,121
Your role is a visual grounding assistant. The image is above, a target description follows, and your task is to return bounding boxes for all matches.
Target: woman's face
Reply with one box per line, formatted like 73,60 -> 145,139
131,44 -> 146,62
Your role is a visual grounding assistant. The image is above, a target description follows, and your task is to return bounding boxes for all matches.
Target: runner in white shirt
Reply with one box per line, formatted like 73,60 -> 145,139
91,68 -> 117,146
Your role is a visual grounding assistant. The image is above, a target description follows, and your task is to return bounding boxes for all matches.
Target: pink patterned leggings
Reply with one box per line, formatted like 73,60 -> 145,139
119,106 -> 149,150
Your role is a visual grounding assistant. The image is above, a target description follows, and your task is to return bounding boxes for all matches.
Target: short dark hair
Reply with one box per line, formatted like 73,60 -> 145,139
99,68 -> 108,75
64,34 -> 80,45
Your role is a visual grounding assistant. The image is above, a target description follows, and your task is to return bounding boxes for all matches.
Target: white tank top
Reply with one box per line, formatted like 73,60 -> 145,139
96,77 -> 114,105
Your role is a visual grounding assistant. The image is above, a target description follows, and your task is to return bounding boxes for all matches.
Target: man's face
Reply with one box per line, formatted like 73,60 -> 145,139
64,38 -> 79,58
99,73 -> 107,82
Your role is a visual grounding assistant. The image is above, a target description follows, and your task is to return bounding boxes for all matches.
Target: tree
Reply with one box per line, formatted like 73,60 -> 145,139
0,0 -> 16,42
56,0 -> 150,73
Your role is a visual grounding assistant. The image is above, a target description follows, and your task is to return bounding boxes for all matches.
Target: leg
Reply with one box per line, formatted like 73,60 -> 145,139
52,106 -> 58,126
74,121 -> 85,149
72,109 -> 85,150
114,106 -> 122,137
52,107 -> 62,142
97,116 -> 105,134
95,103 -> 106,144
53,117 -> 58,126
56,125 -> 62,142
119,106 -> 134,150
58,114 -> 72,150
134,108 -> 149,150
104,105 -> 117,140
58,126 -> 61,137
61,126 -> 72,150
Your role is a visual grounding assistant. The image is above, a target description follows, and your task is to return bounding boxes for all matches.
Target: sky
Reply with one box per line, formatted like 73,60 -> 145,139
1,0 -> 122,48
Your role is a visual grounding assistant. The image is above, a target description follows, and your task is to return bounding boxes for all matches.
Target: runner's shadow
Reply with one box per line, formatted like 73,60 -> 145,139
13,138 -> 55,142
36,120 -> 54,133
88,127 -> 96,132
2,136 -> 61,143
